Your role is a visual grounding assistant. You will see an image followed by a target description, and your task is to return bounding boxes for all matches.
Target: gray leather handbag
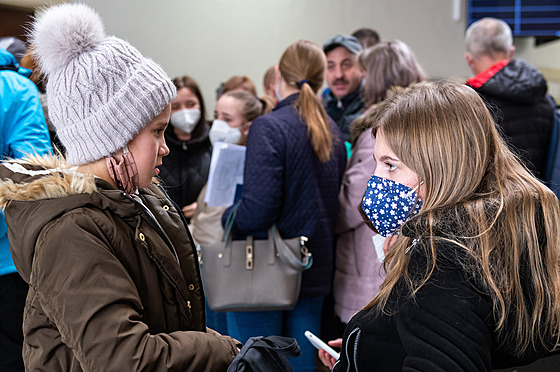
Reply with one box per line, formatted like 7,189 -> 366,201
200,205 -> 312,312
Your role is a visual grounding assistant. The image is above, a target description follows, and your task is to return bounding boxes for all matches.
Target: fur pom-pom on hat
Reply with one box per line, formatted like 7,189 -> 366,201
31,3 -> 105,76
28,3 -> 176,165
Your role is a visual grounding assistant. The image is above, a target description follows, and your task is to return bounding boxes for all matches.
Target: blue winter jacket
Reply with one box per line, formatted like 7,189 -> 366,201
0,47 -> 51,276
223,93 -> 347,297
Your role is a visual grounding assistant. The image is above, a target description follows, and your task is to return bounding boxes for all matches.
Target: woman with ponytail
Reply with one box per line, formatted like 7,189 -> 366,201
190,90 -> 272,335
222,40 -> 347,372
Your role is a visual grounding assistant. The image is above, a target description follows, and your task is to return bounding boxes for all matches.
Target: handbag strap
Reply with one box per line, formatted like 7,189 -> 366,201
272,226 -> 313,271
222,202 -> 241,242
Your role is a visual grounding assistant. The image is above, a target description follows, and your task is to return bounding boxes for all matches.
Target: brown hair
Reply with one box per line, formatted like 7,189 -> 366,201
263,66 -> 275,92
20,48 -> 46,93
364,81 -> 560,356
172,75 -> 207,139
352,28 -> 380,48
220,90 -> 272,145
221,75 -> 257,96
278,40 -> 333,162
359,41 -> 425,106
222,90 -> 272,122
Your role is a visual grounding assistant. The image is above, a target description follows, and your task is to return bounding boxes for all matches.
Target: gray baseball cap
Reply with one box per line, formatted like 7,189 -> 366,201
323,34 -> 362,54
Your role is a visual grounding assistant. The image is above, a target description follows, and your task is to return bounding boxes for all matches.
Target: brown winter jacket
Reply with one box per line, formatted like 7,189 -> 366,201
0,156 -> 239,371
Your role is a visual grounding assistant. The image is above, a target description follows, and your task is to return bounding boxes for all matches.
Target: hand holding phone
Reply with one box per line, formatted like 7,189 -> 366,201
304,330 -> 340,360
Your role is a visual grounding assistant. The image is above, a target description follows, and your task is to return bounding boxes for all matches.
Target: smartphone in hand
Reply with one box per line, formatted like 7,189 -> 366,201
304,330 -> 340,360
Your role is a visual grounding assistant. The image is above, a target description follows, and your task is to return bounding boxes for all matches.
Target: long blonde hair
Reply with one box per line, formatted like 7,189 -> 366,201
278,40 -> 333,162
364,81 -> 560,355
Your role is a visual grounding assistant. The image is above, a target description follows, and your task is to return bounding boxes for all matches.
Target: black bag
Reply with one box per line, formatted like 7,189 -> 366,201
227,336 -> 301,372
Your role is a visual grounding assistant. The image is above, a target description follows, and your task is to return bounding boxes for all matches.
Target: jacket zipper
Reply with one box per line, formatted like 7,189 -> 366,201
156,185 -> 207,328
124,192 -> 194,326
125,193 -> 180,264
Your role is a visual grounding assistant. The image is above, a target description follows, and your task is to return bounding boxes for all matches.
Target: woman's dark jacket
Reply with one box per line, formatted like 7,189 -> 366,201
334,215 -> 553,371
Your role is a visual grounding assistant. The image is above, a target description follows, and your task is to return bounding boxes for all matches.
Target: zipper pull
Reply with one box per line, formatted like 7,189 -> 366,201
185,300 -> 194,328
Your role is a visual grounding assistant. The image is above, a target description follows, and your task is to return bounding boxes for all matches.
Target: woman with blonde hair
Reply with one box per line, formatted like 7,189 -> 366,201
320,81 -> 560,371
222,40 -> 347,371
190,90 -> 271,334
191,89 -> 272,253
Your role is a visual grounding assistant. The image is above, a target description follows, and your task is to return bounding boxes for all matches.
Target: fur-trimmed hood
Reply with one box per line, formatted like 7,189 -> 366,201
1,155 -> 242,370
0,155 -> 136,282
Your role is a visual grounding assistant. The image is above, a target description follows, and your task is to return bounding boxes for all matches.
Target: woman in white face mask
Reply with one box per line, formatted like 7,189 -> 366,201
192,90 -> 272,245
158,76 -> 211,221
190,90 -> 272,335
210,91 -> 254,146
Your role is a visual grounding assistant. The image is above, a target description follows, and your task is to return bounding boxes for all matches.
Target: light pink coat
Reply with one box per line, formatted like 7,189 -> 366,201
334,130 -> 385,323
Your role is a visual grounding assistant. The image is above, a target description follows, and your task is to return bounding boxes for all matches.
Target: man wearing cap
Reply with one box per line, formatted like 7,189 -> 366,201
322,34 -> 365,143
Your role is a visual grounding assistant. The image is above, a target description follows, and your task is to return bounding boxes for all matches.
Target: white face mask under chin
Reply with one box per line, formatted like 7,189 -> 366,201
209,119 -> 242,145
169,108 -> 201,134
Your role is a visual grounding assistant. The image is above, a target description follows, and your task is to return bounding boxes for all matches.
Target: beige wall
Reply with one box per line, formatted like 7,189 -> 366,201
15,0 -> 560,110
76,0 -> 475,113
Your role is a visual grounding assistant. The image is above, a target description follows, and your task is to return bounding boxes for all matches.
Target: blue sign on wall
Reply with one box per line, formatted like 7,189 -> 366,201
468,0 -> 560,37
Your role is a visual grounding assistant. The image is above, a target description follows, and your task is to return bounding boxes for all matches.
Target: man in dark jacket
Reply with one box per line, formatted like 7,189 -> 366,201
465,17 -> 554,179
322,34 -> 365,143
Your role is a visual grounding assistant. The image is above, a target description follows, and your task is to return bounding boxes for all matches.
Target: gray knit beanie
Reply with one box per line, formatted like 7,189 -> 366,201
30,3 -> 176,165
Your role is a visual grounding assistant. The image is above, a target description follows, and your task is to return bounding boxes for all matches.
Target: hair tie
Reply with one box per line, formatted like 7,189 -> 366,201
297,79 -> 309,89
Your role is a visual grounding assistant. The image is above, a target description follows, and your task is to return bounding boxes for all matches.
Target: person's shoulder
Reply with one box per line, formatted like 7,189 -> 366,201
34,202 -> 120,258
507,58 -> 540,73
405,234 -> 467,273
252,109 -> 297,135
355,128 -> 374,149
0,67 -> 38,95
493,59 -> 545,87
252,110 -> 276,126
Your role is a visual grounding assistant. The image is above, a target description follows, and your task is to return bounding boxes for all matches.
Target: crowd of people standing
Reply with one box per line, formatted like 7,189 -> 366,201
0,3 -> 559,372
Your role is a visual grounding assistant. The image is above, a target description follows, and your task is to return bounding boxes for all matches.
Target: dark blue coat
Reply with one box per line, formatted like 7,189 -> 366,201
223,93 -> 347,298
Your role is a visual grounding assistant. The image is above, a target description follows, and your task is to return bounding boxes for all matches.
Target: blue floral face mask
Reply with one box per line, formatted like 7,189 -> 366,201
361,175 -> 423,237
